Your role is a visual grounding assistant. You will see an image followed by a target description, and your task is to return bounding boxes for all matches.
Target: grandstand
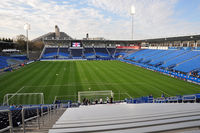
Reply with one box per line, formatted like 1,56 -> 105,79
122,47 -> 200,77
1,26 -> 200,133
0,55 -> 27,71
49,103 -> 200,133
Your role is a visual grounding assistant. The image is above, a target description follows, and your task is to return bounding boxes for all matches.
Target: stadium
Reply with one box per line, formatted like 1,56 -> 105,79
1,1 -> 200,133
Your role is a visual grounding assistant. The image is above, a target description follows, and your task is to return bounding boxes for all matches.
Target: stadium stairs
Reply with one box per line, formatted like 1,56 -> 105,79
0,104 -> 66,133
49,103 -> 200,133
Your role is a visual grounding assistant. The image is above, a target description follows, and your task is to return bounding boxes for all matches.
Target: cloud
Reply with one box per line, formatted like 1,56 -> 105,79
0,0 -> 200,40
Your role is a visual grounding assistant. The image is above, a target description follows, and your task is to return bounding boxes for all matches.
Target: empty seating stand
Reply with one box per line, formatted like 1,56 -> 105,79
58,48 -> 69,59
115,49 -> 133,58
49,103 -> 200,133
84,48 -> 95,58
0,56 -> 26,70
123,49 -> 200,74
149,50 -> 187,66
94,48 -> 110,58
42,48 -> 58,59
174,55 -> 200,73
70,49 -> 83,59
107,48 -> 116,57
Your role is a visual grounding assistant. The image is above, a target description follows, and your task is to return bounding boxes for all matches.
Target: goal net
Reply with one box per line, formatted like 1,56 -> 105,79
3,93 -> 44,106
78,90 -> 114,103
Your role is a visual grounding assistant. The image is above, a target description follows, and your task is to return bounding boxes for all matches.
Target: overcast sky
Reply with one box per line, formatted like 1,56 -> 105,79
1,0 -> 200,40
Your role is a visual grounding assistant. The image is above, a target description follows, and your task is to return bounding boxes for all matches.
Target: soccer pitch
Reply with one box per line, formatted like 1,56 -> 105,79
0,60 -> 200,104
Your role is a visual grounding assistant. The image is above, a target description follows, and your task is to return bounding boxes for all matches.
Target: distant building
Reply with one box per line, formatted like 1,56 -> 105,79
32,25 -> 73,42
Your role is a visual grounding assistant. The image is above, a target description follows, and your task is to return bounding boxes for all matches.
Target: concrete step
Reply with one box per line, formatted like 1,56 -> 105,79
12,108 -> 66,133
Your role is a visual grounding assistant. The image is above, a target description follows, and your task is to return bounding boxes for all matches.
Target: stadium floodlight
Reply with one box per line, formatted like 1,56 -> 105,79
24,23 -> 30,60
130,5 -> 135,15
130,5 -> 135,40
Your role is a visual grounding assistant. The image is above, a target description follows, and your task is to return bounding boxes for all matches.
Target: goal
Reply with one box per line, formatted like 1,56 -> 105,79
78,90 -> 114,103
3,93 -> 44,106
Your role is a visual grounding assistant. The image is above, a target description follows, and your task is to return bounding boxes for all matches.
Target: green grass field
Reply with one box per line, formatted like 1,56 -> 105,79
0,60 -> 200,104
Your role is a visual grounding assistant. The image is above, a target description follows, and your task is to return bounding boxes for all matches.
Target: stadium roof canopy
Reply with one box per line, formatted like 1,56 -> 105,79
138,35 -> 200,43
32,25 -> 200,44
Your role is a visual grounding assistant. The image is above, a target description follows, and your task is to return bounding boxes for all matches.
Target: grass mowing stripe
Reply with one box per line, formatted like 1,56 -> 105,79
44,62 -> 64,103
0,62 -> 41,88
96,61 -> 132,99
1,60 -> 200,104
0,62 -> 49,103
101,61 -> 147,97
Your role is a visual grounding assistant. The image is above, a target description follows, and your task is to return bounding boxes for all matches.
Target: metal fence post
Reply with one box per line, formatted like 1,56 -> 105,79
48,106 -> 51,121
21,108 -> 25,133
8,110 -> 13,133
37,107 -> 40,129
41,106 -> 44,125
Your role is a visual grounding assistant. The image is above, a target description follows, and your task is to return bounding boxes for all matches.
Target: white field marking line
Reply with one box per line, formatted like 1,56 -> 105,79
6,86 -> 25,102
155,87 -> 171,97
140,81 -> 171,97
23,82 -> 145,88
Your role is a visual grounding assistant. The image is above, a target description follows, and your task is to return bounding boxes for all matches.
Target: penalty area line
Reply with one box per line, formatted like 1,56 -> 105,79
5,86 -> 25,104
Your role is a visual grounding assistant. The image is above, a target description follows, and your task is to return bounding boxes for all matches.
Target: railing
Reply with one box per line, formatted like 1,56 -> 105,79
0,104 -> 61,133
182,95 -> 196,103
21,106 -> 40,133
0,110 -> 13,133
126,94 -> 200,104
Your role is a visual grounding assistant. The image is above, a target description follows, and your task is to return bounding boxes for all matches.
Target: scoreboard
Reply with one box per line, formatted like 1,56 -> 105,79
71,41 -> 82,47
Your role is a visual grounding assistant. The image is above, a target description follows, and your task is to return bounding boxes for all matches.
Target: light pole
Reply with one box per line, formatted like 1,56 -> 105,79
24,23 -> 30,60
130,5 -> 135,40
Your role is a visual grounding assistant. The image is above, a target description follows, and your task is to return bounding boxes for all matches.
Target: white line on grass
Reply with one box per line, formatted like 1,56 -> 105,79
23,82 -> 145,88
5,86 -> 25,104
156,88 -> 171,97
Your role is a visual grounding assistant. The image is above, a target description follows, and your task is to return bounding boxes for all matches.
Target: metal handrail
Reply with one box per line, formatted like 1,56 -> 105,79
0,109 -> 13,133
21,106 -> 40,133
0,104 -> 61,133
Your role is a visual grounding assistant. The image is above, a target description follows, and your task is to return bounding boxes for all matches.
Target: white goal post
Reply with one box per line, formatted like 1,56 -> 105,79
3,93 -> 44,106
78,90 -> 114,103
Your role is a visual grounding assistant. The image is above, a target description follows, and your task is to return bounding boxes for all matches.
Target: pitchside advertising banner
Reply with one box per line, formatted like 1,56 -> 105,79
117,46 -> 141,49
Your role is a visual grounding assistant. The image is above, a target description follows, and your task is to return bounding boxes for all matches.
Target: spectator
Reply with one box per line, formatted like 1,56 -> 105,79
83,98 -> 86,105
106,97 -> 109,103
99,98 -> 103,104
10,104 -> 15,110
110,97 -> 113,103
18,104 -> 23,108
95,99 -> 98,104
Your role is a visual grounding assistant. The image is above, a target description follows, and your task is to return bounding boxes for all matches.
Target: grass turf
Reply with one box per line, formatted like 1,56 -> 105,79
0,60 -> 200,104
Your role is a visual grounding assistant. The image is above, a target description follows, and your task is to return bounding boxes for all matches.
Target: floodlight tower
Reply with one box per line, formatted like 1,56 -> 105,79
130,5 -> 135,40
24,23 -> 30,60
